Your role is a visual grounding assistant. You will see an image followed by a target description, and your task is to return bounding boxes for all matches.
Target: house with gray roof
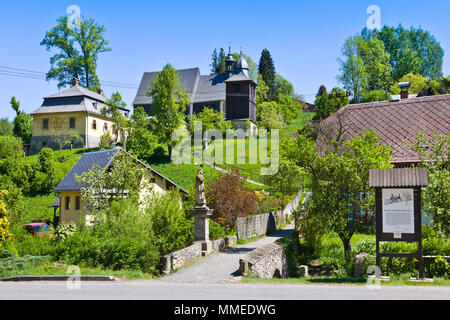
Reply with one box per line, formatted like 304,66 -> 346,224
30,78 -> 130,154
133,52 -> 257,126
54,147 -> 188,225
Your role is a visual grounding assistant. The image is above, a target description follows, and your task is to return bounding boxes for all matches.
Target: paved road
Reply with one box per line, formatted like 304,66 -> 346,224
1,280 -> 449,300
2,223 -> 449,300
159,223 -> 294,283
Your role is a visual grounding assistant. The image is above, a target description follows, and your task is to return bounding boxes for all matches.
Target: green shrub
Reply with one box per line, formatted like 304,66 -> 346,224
210,219 -> 226,240
53,230 -> 102,267
429,256 -> 450,278
316,233 -> 450,278
0,135 -> 23,159
52,223 -> 77,242
12,231 -> 53,257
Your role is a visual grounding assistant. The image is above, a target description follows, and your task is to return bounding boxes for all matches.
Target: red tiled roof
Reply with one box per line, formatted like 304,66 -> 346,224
317,95 -> 450,164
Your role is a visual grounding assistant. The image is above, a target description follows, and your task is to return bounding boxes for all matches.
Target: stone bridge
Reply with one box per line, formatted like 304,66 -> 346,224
239,242 -> 288,279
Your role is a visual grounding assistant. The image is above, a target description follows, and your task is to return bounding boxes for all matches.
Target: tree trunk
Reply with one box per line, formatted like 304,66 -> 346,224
343,237 -> 351,261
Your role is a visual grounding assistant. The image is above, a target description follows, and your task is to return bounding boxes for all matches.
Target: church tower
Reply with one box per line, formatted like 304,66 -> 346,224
224,53 -> 256,122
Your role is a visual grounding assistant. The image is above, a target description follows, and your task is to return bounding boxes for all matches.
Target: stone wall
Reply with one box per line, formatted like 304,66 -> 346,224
239,242 -> 288,278
162,236 -> 237,274
237,191 -> 302,240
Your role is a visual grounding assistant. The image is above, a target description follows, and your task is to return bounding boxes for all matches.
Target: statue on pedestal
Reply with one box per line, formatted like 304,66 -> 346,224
192,169 -> 213,248
196,169 -> 207,207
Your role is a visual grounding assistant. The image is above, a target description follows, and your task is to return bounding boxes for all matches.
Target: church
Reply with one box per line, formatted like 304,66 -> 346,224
132,52 -> 257,133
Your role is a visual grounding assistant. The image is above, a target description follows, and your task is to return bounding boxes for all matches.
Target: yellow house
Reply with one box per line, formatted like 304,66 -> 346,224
30,79 -> 130,154
53,147 -> 188,225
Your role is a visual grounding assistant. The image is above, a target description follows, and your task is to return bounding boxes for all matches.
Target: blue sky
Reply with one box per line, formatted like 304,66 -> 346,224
1,0 -> 449,120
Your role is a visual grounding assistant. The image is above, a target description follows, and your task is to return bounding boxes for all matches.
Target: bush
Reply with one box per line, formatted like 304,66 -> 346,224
12,227 -> 54,257
52,223 -> 77,242
100,132 -> 114,148
314,232 -> 450,278
146,190 -> 194,256
207,170 -> 257,234
0,135 -> 23,159
210,219 -> 226,240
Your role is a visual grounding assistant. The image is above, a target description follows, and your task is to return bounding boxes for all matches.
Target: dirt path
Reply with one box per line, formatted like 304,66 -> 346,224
159,223 -> 294,284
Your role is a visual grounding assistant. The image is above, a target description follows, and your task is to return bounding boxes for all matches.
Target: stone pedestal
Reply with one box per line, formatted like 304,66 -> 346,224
354,253 -> 368,278
192,205 -> 213,256
299,265 -> 309,277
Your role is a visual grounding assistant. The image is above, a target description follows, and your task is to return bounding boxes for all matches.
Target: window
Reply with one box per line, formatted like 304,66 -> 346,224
92,120 -> 97,130
104,123 -> 108,132
75,196 -> 81,210
43,118 -> 49,130
234,84 -> 241,93
69,117 -> 76,129
42,141 -> 47,147
65,196 -> 70,210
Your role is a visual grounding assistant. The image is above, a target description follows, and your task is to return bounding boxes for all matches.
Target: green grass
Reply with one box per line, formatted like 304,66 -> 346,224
0,258 -> 154,280
24,147 -> 103,184
280,112 -> 315,139
20,194 -> 56,225
236,235 -> 266,245
148,162 -> 220,192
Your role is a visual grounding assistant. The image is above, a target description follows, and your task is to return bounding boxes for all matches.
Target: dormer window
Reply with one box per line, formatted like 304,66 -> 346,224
93,102 -> 98,110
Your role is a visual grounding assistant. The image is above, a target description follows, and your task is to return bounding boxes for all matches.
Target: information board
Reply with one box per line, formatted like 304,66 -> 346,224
382,188 -> 414,234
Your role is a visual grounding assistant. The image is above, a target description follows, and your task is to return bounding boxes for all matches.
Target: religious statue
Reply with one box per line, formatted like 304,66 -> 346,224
196,169 -> 206,207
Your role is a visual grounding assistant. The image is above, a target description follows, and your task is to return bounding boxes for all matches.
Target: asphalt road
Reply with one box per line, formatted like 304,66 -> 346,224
1,280 -> 449,300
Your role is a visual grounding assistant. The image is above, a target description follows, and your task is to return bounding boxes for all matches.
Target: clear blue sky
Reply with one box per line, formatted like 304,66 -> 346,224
1,0 -> 449,120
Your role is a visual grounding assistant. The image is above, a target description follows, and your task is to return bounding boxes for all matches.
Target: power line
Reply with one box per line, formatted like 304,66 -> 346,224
0,65 -> 140,90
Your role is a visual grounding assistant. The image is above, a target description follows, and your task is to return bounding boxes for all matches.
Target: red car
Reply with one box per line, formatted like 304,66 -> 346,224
24,223 -> 52,236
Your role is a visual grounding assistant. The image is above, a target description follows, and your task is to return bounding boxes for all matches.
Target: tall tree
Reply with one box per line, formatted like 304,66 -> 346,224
258,49 -> 276,100
210,48 -> 226,75
358,38 -> 393,91
10,98 -> 32,144
10,97 -> 21,116
41,16 -> 111,89
313,87 -> 349,122
147,64 -> 190,158
102,92 -> 128,145
361,25 -> 444,81
127,107 -> 159,160
337,36 -> 367,103
294,130 -> 392,260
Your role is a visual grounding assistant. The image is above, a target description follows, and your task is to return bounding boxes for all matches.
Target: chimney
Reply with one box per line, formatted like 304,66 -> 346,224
98,88 -> 103,95
399,82 -> 410,99
72,77 -> 80,87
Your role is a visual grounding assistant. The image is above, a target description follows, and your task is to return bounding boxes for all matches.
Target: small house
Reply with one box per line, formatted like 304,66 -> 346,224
53,147 -> 188,224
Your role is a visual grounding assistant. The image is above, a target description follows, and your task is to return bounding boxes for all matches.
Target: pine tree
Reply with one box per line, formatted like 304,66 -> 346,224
258,49 -> 276,100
